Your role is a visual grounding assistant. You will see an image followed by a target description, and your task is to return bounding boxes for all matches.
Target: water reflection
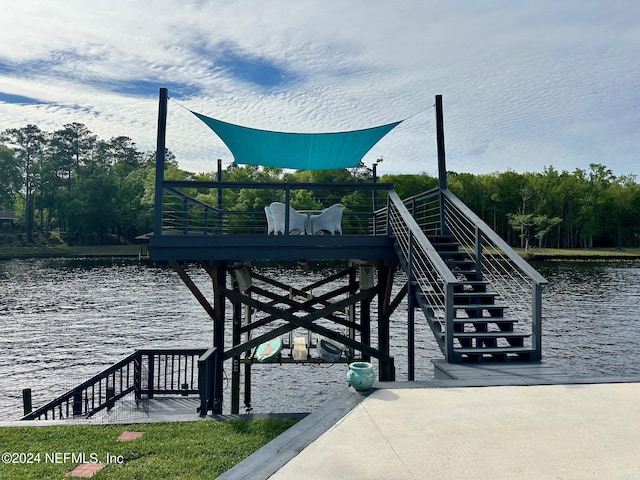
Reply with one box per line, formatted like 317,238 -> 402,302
0,258 -> 638,420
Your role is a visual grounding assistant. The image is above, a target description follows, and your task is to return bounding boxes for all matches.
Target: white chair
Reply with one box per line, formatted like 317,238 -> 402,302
264,206 -> 275,235
309,203 -> 344,235
269,202 -> 307,235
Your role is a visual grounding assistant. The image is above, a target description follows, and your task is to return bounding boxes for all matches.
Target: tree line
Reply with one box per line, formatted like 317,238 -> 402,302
1,123 -> 638,248
386,164 -> 640,249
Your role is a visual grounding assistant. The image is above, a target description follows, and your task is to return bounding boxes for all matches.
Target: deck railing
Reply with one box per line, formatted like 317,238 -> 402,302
378,190 -> 460,359
158,181 -> 392,236
400,188 -> 547,359
22,349 -> 206,420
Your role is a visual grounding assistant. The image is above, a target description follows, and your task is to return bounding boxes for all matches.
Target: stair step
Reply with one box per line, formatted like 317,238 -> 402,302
454,346 -> 534,355
413,279 -> 490,293
453,292 -> 499,300
436,331 -> 530,340
440,251 -> 470,260
446,259 -> 475,267
454,304 -> 506,312
457,280 -> 490,289
453,317 -> 517,325
453,332 -> 531,339
425,317 -> 518,328
431,243 -> 460,252
428,234 -> 456,242
416,291 -> 498,301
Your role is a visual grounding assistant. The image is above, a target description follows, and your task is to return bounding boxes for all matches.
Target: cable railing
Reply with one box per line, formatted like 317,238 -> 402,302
400,188 -> 547,359
22,349 -> 206,421
158,181 -> 389,236
383,190 -> 459,359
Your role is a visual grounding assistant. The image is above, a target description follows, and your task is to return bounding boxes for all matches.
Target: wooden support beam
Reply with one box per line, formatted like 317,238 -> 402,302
251,268 -> 351,295
222,288 -> 384,361
377,262 -> 395,381
206,261 -> 227,415
407,280 -> 416,381
249,269 -> 355,313
223,287 -> 377,358
360,297 -> 371,363
387,282 -> 408,318
231,276 -> 242,414
348,265 -> 357,359
170,260 -> 216,321
245,284 -> 356,331
298,268 -> 352,292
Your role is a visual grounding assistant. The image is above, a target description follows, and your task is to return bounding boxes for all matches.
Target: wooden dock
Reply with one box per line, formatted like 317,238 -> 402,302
431,359 -> 569,384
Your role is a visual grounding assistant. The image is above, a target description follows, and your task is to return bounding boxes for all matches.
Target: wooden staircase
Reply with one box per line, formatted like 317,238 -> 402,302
409,234 -> 536,362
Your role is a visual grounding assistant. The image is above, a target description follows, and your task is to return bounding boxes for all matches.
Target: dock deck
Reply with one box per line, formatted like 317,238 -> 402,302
431,359 -> 569,383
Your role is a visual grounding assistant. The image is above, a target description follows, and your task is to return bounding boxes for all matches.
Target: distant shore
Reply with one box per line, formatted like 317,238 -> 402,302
518,247 -> 640,261
0,244 -> 142,260
1,244 -> 639,262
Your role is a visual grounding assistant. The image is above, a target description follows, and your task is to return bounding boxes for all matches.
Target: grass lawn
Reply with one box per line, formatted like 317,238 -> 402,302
0,419 -> 298,479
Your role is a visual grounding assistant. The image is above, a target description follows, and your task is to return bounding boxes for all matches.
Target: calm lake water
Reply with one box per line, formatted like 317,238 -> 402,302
1,257 -> 639,420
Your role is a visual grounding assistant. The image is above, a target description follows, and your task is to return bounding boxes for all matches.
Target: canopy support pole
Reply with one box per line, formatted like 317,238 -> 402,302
436,94 -> 446,190
153,87 -> 168,236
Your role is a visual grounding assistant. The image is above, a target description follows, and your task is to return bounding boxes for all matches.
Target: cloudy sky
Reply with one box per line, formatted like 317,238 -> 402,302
0,1 -> 638,177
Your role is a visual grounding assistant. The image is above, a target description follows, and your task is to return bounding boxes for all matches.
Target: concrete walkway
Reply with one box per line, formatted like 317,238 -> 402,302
222,379 -> 640,480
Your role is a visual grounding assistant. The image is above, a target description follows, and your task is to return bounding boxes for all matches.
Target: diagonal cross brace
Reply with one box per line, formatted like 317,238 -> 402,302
223,287 -> 383,361
242,284 -> 356,332
170,260 -> 217,321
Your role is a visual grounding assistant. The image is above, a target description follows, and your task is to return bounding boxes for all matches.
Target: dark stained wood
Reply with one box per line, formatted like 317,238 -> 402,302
149,234 -> 395,262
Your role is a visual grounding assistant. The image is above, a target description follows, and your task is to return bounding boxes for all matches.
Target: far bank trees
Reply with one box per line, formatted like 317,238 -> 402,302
1,121 -> 638,249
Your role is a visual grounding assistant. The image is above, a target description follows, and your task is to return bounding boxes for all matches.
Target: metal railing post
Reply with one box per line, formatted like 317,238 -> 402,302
284,185 -> 291,235
147,353 -> 155,399
198,348 -> 217,417
439,189 -> 448,236
182,197 -> 188,235
532,283 -> 543,361
386,195 -> 392,237
217,159 -> 223,234
72,390 -> 83,416
445,282 -> 455,361
407,232 -> 415,381
475,226 -> 483,278
22,389 -> 32,416
134,353 -> 142,402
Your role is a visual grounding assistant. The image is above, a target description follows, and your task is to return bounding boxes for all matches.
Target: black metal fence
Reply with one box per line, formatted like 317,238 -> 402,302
22,349 -> 207,420
159,181 -> 392,236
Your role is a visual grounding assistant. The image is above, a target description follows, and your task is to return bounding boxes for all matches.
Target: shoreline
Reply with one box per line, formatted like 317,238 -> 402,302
0,244 -> 142,260
1,244 -> 640,261
518,247 -> 640,261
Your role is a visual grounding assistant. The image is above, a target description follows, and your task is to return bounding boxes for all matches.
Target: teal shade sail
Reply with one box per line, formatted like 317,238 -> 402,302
192,111 -> 402,170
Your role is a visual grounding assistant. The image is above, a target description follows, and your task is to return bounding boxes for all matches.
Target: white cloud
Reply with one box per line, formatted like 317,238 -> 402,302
0,0 -> 639,178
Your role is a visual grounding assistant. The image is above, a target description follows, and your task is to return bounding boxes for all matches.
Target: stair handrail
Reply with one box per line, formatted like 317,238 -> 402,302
21,348 -> 206,421
163,187 -> 222,235
387,190 -> 458,282
441,189 -> 546,358
164,187 -> 223,213
441,189 -> 547,285
385,189 -> 459,359
405,188 -> 547,360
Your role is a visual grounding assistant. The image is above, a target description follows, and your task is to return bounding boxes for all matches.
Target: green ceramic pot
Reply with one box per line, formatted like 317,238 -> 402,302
347,362 -> 375,391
